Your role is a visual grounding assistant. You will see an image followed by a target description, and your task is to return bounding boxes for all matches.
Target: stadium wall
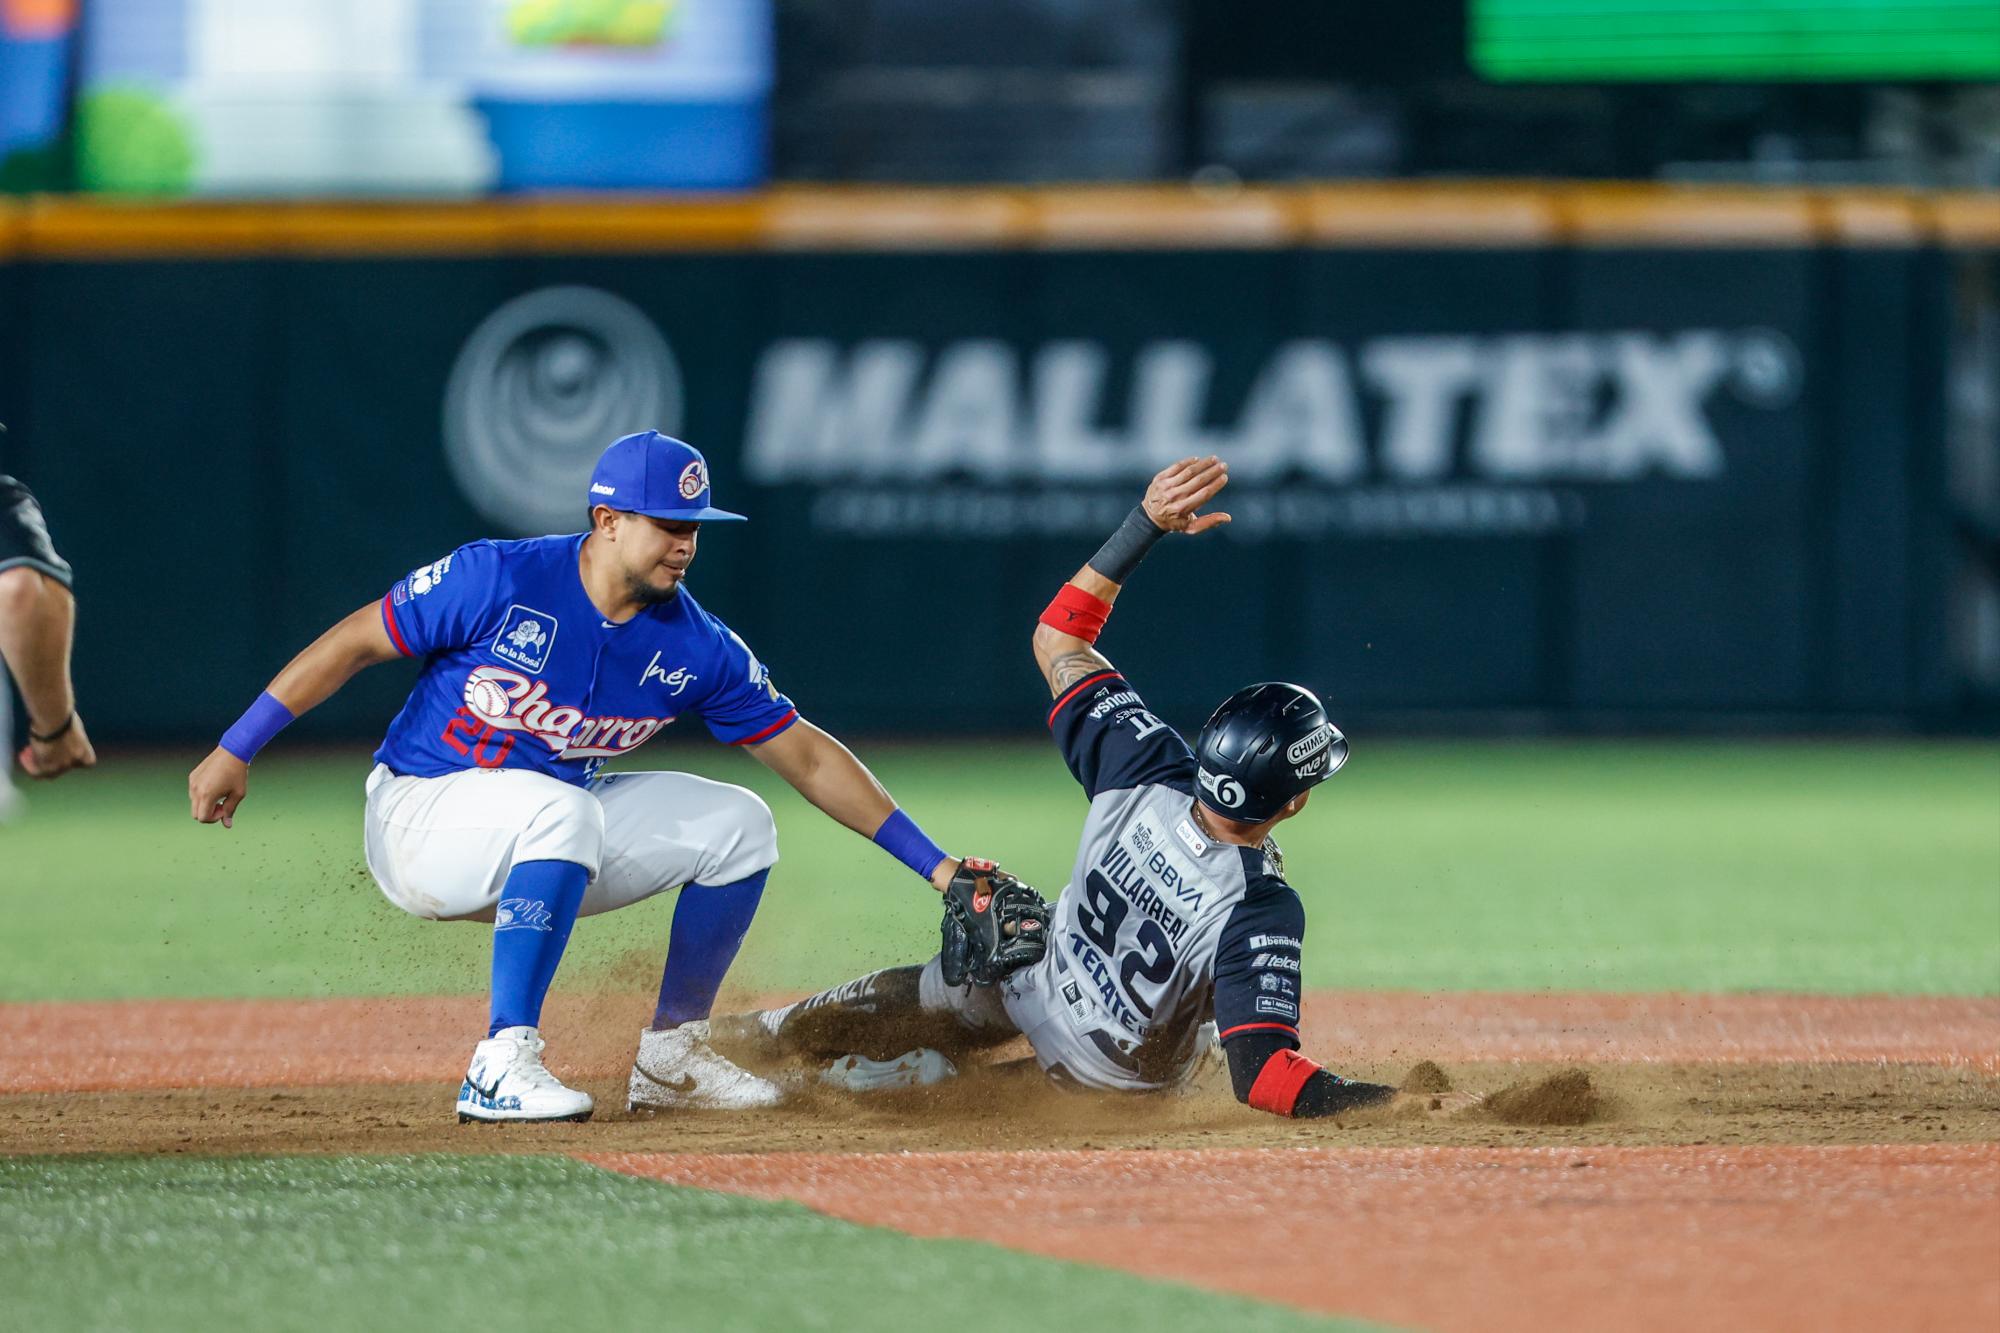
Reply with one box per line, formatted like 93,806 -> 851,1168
0,186 -> 1993,740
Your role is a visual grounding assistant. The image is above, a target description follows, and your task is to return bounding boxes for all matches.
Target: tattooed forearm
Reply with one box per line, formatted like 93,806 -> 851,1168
1044,646 -> 1113,698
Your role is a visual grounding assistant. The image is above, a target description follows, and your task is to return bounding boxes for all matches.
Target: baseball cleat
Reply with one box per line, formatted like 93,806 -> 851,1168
627,1020 -> 784,1112
820,1048 -> 958,1093
456,1026 -> 594,1124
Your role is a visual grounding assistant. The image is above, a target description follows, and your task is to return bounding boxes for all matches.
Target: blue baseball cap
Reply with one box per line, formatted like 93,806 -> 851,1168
586,431 -> 746,523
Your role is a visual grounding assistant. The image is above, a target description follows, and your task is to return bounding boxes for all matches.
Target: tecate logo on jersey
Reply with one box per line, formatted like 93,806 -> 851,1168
462,666 -> 671,759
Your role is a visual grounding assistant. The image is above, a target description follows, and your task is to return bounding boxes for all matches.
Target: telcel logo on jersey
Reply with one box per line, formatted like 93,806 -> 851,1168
463,666 -> 671,760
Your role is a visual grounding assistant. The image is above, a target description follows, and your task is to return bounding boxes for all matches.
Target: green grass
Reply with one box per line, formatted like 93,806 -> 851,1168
2,740 -> 1996,1002
0,1155 -> 1366,1332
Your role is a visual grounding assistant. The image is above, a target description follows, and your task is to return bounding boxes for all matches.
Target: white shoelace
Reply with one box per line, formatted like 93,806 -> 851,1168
498,1035 -> 569,1092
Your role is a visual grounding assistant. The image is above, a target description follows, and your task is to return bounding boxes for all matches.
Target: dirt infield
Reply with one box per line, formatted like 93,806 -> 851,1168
6,989 -> 1995,1329
6,990 -> 1995,1155
5,988 -> 1995,1158
9,989 -> 1997,1093
7,1060 -> 1996,1155
596,1144 -> 2000,1333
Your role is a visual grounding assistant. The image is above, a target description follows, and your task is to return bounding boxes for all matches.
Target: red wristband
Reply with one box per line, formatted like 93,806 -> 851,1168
1039,584 -> 1113,644
1247,1048 -> 1322,1116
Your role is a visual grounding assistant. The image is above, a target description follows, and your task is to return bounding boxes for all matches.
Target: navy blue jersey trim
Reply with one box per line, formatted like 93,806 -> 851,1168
1046,670 -> 1123,727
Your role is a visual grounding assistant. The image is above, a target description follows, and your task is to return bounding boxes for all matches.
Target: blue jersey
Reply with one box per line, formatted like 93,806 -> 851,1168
373,535 -> 798,785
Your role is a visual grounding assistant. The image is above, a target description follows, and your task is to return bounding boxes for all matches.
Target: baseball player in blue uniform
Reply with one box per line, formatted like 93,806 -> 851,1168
188,431 -> 990,1123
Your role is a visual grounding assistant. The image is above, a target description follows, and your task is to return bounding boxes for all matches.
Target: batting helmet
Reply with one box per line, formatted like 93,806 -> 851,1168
1193,682 -> 1348,823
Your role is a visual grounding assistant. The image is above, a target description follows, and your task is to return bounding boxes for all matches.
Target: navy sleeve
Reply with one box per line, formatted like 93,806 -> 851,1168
0,477 -> 73,587
694,622 -> 800,746
381,542 -> 504,658
1212,853 -> 1305,1047
1045,671 -> 1195,800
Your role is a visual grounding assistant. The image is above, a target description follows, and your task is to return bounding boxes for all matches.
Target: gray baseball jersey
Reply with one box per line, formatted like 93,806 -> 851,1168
980,670 -> 1309,1092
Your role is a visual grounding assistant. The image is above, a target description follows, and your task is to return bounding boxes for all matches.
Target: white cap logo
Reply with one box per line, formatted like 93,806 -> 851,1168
678,458 -> 708,501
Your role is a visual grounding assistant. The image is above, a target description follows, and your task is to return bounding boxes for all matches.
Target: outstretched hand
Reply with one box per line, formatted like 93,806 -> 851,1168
189,747 -> 250,828
1142,456 -> 1231,536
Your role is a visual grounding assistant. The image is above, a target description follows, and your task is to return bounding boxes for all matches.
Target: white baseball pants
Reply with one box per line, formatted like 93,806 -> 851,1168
363,763 -> 778,922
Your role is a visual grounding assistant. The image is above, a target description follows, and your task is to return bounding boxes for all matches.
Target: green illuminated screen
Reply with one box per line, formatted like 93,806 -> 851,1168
1473,0 -> 2000,80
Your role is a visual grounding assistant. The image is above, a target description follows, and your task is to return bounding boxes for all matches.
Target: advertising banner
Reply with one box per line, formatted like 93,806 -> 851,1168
1,241 -> 1957,739
0,0 -> 75,189
71,0 -> 769,195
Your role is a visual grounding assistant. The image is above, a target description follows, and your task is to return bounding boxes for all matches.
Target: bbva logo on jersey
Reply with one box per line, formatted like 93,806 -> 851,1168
492,604 -> 559,673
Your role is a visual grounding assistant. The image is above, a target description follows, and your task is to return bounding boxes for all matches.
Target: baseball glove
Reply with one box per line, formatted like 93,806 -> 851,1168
939,858 -> 1050,988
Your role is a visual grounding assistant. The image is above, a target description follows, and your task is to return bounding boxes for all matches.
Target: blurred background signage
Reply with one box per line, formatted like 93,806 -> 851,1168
67,0 -> 772,194
0,0 -> 1993,733
0,0 -> 76,189
1473,0 -> 2000,82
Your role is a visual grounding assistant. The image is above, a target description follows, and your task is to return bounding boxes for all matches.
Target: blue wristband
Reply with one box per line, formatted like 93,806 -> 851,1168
872,809 -> 948,881
219,692 -> 296,763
